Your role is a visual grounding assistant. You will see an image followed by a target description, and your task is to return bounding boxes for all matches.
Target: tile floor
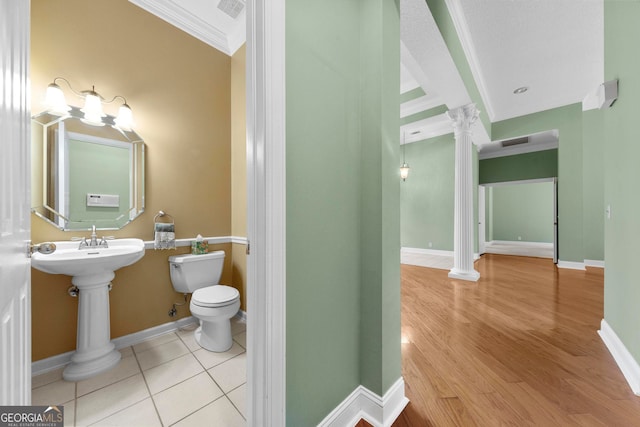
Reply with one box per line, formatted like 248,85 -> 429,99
32,318 -> 247,427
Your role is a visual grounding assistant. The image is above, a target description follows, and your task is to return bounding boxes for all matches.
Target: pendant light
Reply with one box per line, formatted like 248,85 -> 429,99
400,131 -> 410,181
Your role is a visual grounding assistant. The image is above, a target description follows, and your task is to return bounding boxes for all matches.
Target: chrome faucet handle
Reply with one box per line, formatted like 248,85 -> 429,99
77,237 -> 89,249
98,236 -> 114,247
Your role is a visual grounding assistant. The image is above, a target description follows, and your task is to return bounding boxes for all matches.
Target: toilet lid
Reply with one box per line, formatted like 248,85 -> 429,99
192,286 -> 239,308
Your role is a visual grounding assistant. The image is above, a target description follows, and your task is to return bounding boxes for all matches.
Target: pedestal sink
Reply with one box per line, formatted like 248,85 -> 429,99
31,238 -> 145,381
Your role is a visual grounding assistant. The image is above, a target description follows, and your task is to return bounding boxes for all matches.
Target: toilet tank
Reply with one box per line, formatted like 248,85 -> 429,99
168,251 -> 225,293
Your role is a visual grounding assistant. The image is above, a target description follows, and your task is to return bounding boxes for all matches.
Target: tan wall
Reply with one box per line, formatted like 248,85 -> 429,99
30,0 -> 242,361
231,45 -> 247,311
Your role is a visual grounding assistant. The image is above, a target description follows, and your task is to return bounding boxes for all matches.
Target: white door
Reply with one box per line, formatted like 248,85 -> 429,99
478,185 -> 486,255
0,1 -> 32,405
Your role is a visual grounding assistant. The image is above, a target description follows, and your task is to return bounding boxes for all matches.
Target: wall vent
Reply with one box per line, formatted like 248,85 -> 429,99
218,0 -> 245,19
501,136 -> 529,147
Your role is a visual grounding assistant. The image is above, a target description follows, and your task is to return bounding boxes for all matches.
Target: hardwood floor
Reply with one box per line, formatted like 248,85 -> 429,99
393,254 -> 640,426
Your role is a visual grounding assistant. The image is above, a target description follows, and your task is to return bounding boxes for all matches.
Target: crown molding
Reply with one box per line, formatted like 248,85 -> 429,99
401,95 -> 444,118
129,0 -> 237,56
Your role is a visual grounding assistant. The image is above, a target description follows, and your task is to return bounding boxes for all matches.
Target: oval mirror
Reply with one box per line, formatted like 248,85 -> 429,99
32,107 -> 145,231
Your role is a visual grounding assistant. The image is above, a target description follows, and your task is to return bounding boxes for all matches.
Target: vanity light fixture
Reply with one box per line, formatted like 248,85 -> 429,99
400,131 -> 410,182
44,77 -> 135,130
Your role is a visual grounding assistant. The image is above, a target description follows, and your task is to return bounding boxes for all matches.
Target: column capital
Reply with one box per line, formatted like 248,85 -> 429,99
447,103 -> 479,132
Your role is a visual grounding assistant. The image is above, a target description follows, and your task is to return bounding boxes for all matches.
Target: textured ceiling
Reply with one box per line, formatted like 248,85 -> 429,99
452,0 -> 603,122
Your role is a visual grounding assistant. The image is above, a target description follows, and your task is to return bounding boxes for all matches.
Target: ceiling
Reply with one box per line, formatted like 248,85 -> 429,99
401,0 -> 603,156
130,0 -> 604,157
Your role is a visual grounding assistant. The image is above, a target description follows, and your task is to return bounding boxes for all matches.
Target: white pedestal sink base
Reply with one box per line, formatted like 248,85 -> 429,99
63,272 -> 120,382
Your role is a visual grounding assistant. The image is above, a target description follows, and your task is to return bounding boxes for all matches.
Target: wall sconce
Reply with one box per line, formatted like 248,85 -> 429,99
44,77 -> 135,131
400,131 -> 410,181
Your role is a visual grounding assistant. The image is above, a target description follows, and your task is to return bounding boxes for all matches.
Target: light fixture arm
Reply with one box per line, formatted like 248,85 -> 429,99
51,77 -> 84,98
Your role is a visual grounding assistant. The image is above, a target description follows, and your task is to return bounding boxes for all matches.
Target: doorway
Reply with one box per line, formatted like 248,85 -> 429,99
479,178 -> 558,262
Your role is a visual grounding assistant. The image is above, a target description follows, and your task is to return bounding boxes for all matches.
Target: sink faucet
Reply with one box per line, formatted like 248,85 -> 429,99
90,225 -> 98,247
78,225 -> 105,249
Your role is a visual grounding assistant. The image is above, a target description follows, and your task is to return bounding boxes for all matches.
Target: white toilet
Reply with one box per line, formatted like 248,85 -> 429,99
168,251 -> 240,352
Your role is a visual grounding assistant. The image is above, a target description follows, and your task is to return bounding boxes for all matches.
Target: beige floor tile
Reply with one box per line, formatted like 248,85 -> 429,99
89,397 -> 161,427
176,327 -> 201,352
143,353 -> 204,395
152,372 -> 223,426
135,339 -> 189,371
75,374 -> 149,426
230,318 -> 246,336
233,332 -> 246,349
77,355 -> 141,396
172,397 -> 245,427
32,367 -> 64,389
208,353 -> 246,393
227,383 -> 246,418
132,332 -> 179,353
32,379 -> 75,405
118,346 -> 134,358
192,342 -> 244,369
63,400 -> 75,427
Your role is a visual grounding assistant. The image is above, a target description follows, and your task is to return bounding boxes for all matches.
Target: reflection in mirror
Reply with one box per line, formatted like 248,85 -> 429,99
32,107 -> 145,230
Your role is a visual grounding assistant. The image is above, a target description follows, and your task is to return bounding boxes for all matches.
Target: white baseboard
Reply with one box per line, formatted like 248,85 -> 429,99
317,377 -> 409,427
235,309 -> 247,322
584,259 -> 605,268
402,247 -> 452,257
598,319 -> 640,395
489,240 -> 553,248
32,316 -> 198,376
401,247 -> 480,260
557,260 -> 586,270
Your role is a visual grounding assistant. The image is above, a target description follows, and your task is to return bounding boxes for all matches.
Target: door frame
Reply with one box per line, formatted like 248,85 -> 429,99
481,177 -> 558,262
246,0 -> 287,425
478,185 -> 486,255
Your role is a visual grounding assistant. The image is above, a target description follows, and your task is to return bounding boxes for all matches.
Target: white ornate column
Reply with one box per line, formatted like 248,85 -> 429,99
448,104 -> 480,282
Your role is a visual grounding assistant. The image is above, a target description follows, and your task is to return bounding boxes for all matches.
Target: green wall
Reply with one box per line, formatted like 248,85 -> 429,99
286,0 -> 400,424
479,149 -> 558,184
492,105 -> 583,263
582,109 -> 605,261
489,182 -> 554,243
400,136 -> 455,251
603,1 -> 640,362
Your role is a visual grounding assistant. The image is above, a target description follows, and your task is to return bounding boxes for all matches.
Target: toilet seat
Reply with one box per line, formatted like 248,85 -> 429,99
192,285 -> 240,308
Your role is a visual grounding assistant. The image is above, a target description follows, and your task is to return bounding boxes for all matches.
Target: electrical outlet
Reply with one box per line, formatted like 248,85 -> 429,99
518,236 -> 522,241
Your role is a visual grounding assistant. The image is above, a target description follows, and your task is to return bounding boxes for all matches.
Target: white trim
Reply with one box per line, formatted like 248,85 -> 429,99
32,316 -> 198,376
402,247 -> 452,258
235,309 -> 248,322
489,240 -> 553,248
444,0 -> 496,122
142,235 -> 247,250
128,0 -> 244,56
400,113 -> 452,144
598,319 -> 640,395
317,377 -> 409,427
584,259 -> 605,268
401,247 -> 480,260
247,0 -> 286,424
557,260 -> 586,271
482,177 -> 556,187
400,95 -> 443,118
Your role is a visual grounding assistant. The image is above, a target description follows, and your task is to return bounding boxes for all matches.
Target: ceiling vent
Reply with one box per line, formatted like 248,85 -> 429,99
501,136 -> 529,147
218,0 -> 245,19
